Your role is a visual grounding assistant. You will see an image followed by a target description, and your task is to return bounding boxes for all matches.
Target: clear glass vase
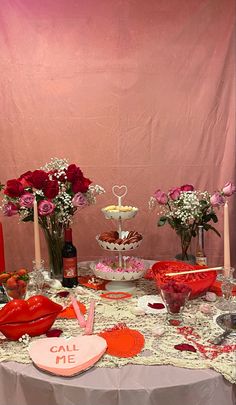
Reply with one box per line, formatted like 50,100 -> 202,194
175,228 -> 195,264
42,223 -> 64,279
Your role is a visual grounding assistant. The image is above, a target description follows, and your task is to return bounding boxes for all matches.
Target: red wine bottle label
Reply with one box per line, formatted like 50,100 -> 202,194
63,257 -> 77,278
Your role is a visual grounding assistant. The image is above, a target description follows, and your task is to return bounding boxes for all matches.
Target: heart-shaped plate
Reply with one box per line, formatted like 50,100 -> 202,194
28,335 -> 107,376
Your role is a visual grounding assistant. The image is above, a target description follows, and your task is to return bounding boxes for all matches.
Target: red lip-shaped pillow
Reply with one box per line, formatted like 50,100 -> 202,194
0,295 -> 63,340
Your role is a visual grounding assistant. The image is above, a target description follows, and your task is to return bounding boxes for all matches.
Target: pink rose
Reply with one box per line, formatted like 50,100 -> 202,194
19,193 -> 35,208
210,192 -> 225,207
38,200 -> 55,216
154,189 -> 168,205
222,182 -> 236,197
180,184 -> 194,192
3,202 -> 18,216
169,187 -> 181,200
72,192 -> 88,209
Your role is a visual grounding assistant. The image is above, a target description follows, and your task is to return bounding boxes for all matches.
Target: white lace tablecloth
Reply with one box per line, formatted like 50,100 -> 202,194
0,261 -> 235,386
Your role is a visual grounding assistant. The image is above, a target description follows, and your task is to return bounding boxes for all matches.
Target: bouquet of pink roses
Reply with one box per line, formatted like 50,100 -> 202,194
149,182 -> 235,260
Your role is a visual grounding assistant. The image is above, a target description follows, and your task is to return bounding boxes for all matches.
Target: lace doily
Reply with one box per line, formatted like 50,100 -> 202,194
0,276 -> 235,384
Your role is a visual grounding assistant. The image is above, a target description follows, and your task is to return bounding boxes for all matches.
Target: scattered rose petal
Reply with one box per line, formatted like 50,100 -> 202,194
169,319 -> 181,326
46,329 -> 63,338
152,326 -> 165,337
56,291 -> 70,298
205,292 -> 217,302
174,343 -> 197,353
131,307 -> 146,316
148,302 -> 165,310
199,303 -> 212,314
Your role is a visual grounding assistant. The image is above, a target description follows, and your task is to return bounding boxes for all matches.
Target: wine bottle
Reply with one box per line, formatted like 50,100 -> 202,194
195,225 -> 207,266
62,228 -> 78,288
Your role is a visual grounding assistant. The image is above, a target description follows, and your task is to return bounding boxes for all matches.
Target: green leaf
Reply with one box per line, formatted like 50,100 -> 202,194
22,215 -> 33,222
203,223 -> 221,237
158,216 -> 167,227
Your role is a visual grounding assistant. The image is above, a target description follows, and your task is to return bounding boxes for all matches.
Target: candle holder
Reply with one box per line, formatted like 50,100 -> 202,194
215,267 -> 236,312
28,259 -> 45,296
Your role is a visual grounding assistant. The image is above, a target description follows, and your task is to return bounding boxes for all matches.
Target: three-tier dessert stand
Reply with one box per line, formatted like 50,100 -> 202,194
91,185 -> 146,292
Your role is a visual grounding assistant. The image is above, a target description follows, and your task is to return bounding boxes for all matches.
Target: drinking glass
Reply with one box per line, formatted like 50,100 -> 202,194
160,281 -> 191,325
215,267 -> 236,312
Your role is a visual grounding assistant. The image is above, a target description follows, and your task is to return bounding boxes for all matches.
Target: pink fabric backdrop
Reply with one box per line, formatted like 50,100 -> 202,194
0,0 -> 235,271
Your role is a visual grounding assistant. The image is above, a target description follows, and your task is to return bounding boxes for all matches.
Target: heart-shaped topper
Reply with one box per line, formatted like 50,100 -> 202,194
112,185 -> 127,206
29,335 -> 107,377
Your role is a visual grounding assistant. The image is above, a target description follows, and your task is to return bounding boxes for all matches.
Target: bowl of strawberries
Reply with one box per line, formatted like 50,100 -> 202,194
0,268 -> 29,300
150,261 -> 217,299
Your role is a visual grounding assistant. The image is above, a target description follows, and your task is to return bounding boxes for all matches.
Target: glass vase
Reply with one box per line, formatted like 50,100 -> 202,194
175,228 -> 195,264
42,224 -> 64,279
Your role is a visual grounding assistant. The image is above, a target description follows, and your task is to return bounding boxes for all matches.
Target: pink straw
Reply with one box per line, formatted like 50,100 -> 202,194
84,299 -> 95,335
71,296 -> 86,328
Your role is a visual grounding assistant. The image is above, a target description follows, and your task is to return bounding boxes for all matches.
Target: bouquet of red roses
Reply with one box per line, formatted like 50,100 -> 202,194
1,158 -> 105,276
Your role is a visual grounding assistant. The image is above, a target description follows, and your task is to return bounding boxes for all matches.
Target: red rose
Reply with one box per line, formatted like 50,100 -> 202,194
43,179 -> 59,199
4,179 -> 24,198
31,170 -> 48,189
66,164 -> 83,183
72,177 -> 92,193
50,170 -> 66,183
180,184 -> 194,192
18,171 -> 33,188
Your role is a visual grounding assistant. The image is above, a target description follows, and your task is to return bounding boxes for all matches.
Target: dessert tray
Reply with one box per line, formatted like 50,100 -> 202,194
96,230 -> 143,251
93,185 -> 145,292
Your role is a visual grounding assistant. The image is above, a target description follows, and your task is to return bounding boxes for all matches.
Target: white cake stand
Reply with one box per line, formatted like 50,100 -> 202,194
92,264 -> 146,293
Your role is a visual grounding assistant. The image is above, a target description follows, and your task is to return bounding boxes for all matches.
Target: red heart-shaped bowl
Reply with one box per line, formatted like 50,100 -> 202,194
151,261 -> 217,299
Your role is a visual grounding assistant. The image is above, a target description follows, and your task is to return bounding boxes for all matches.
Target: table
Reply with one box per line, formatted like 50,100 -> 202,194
0,260 -> 235,405
0,362 -> 235,405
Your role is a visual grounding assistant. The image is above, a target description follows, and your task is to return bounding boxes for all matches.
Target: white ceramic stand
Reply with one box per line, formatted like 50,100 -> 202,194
105,280 -> 137,293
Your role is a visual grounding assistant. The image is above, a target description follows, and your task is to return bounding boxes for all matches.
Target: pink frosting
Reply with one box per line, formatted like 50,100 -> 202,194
95,257 -> 145,273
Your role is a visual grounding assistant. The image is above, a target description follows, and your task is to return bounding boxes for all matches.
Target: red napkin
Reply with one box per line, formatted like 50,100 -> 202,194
99,324 -> 145,358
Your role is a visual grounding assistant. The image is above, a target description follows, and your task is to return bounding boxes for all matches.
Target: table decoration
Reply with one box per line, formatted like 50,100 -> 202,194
28,335 -> 107,377
0,269 -> 236,383
137,295 -> 166,314
84,299 -> 95,335
57,300 -> 86,319
149,182 -> 235,262
215,267 -> 236,311
0,268 -> 29,300
99,323 -> 145,358
1,157 -> 105,278
0,295 -> 62,340
94,185 -> 145,292
160,281 -> 191,324
150,261 -> 216,299
0,222 -> 5,274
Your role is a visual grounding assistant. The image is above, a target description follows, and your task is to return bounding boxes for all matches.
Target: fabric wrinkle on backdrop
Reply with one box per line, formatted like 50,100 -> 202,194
0,0 -> 235,271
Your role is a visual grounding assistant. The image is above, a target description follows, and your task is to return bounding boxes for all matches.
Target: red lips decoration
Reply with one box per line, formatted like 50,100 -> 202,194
0,295 -> 62,340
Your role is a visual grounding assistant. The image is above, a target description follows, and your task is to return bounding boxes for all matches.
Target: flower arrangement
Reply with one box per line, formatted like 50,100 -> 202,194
149,182 -> 235,261
1,158 -> 105,275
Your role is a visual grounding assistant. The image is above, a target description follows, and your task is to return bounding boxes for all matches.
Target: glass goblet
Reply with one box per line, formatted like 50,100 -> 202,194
215,267 -> 236,312
160,281 -> 191,325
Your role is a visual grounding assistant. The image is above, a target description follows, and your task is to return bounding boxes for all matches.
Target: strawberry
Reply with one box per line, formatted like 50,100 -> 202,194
0,273 -> 10,283
17,268 -> 27,277
6,276 -> 17,289
17,279 -> 26,287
